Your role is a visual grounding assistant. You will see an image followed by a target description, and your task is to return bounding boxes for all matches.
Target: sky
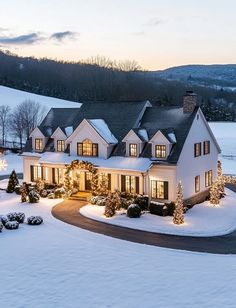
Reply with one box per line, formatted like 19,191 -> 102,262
0,0 -> 236,70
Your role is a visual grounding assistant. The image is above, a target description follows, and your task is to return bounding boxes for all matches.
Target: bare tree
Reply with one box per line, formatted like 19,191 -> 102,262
10,100 -> 46,147
0,105 -> 11,145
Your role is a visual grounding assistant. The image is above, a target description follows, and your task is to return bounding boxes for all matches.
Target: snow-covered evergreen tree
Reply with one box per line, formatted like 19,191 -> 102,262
6,170 -> 19,193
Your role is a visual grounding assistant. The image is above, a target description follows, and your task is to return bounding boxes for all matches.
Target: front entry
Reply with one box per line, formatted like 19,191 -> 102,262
85,172 -> 92,191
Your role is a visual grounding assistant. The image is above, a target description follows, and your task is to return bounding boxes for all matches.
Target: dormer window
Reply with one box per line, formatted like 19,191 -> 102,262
129,144 -> 137,157
155,145 -> 166,158
77,139 -> 98,157
35,138 -> 43,151
57,140 -> 65,152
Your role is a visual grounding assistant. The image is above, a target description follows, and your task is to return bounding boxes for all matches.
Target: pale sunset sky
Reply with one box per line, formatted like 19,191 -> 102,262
0,0 -> 235,70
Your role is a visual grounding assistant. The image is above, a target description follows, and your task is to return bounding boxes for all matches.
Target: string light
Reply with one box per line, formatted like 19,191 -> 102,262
173,182 -> 185,225
0,158 -> 7,171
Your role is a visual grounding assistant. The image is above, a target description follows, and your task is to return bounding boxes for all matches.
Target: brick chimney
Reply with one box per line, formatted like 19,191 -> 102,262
183,91 -> 198,113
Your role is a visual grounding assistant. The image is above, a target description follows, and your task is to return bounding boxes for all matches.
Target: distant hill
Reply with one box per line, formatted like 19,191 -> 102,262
153,64 -> 236,88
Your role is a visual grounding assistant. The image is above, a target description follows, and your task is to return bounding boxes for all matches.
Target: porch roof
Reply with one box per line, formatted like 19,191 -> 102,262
37,152 -> 152,172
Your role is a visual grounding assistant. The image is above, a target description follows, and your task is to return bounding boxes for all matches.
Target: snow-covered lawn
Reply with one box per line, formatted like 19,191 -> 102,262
209,122 -> 236,175
1,180 -> 236,307
81,188 -> 236,237
0,152 -> 23,176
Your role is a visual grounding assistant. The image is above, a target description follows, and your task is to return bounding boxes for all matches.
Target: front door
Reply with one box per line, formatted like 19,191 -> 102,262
85,172 -> 92,191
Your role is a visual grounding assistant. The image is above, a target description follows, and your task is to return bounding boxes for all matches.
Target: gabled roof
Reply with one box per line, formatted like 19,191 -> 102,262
88,119 -> 118,144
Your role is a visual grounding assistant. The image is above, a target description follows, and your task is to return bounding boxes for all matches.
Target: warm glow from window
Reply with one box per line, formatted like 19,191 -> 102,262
204,141 -> 210,155
125,175 -> 136,193
129,144 -> 137,157
194,143 -> 201,157
155,145 -> 166,158
77,139 -> 98,156
35,138 -> 43,151
151,180 -> 165,199
205,170 -> 212,187
57,140 -> 65,152
195,175 -> 200,193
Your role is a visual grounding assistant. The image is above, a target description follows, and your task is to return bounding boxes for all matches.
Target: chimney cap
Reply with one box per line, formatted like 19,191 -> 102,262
185,90 -> 197,96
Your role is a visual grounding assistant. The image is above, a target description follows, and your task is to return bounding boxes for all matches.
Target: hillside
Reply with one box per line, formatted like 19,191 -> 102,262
154,64 -> 236,88
0,85 -> 81,112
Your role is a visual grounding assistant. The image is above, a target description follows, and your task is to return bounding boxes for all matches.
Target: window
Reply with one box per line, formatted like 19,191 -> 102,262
30,165 -> 42,181
129,144 -> 138,157
53,168 -> 64,184
195,175 -> 200,193
205,170 -> 212,187
155,145 -> 166,158
151,180 -> 168,199
57,140 -> 65,152
77,139 -> 98,156
35,138 -> 43,151
194,142 -> 201,157
121,175 -> 139,194
203,141 -> 210,155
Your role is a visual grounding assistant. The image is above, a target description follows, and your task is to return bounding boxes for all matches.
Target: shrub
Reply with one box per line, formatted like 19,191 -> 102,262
127,204 -> 142,218
6,170 -> 19,193
14,185 -> 21,195
27,216 -> 43,225
54,187 -> 66,198
149,202 -> 165,216
135,195 -> 149,211
166,202 -> 175,216
28,189 -> 40,203
0,221 -> 3,232
40,189 -> 48,198
7,212 -> 25,223
47,193 -> 55,199
5,220 -> 19,230
0,215 -> 9,226
104,193 -> 116,217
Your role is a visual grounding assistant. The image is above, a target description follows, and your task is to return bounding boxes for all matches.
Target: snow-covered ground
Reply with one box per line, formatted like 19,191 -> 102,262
0,152 -> 23,176
209,122 -> 236,174
80,188 -> 236,237
1,180 -> 236,308
0,85 -> 81,112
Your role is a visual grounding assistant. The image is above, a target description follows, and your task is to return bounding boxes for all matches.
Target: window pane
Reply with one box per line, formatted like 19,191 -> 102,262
195,176 -> 200,192
155,145 -> 166,158
35,138 -> 42,150
151,180 -> 164,199
129,144 -> 137,157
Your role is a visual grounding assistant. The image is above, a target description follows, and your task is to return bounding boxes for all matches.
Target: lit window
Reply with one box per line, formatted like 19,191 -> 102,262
77,139 -> 98,156
121,175 -> 139,194
155,145 -> 166,158
151,180 -> 168,199
57,140 -> 65,152
205,170 -> 212,187
31,165 -> 42,181
129,144 -> 137,157
53,168 -> 64,184
203,141 -> 210,155
194,143 -> 201,157
195,175 -> 200,193
35,138 -> 43,151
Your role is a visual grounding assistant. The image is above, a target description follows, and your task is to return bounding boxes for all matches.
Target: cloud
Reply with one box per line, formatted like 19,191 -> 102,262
0,33 -> 42,45
144,18 -> 165,27
132,31 -> 146,36
50,31 -> 78,42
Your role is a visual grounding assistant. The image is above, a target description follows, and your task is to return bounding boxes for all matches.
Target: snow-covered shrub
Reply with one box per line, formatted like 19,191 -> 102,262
0,215 -> 9,226
54,187 -> 66,198
121,197 -> 136,210
5,220 -> 19,230
40,189 -> 48,198
7,212 -> 25,223
135,195 -> 149,211
90,196 -> 106,206
14,185 -> 21,195
127,204 -> 141,218
27,216 -> 43,225
47,193 -> 55,199
0,221 -> 3,232
104,193 -> 116,217
28,189 -> 40,203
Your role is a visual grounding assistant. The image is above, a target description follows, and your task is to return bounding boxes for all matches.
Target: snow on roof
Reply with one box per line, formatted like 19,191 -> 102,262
168,132 -> 177,143
88,119 -> 118,144
138,129 -> 149,142
37,152 -> 151,172
64,126 -> 73,137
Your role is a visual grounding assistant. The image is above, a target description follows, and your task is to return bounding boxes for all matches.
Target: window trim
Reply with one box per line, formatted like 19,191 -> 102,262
194,142 -> 201,157
195,175 -> 200,193
57,140 -> 65,152
203,140 -> 210,155
205,170 -> 212,187
35,138 -> 43,151
155,145 -> 167,158
129,143 -> 138,157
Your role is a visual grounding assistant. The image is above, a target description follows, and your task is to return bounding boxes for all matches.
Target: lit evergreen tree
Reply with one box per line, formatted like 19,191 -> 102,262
217,160 -> 225,197
173,182 -> 184,225
6,170 -> 19,193
210,179 -> 220,205
104,192 -> 116,217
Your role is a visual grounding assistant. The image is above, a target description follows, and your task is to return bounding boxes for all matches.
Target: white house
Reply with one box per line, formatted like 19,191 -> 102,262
22,92 -> 221,204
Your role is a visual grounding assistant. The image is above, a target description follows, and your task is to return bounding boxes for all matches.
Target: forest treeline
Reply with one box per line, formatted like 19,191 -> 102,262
0,50 -> 236,121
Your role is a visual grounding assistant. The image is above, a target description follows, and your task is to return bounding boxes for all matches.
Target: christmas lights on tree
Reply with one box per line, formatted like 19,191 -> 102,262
210,178 -> 220,205
217,160 -> 225,197
173,182 -> 184,225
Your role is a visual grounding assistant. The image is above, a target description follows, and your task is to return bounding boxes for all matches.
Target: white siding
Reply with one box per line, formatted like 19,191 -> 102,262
177,111 -> 219,199
23,156 -> 40,182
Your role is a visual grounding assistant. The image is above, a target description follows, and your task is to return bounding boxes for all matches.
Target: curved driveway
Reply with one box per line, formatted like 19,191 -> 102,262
52,190 -> 236,255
